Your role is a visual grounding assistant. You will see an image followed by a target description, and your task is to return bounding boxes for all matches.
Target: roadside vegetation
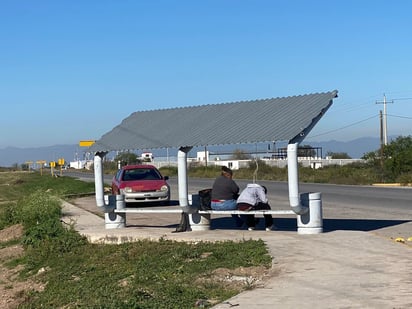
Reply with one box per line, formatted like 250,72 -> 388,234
209,135 -> 411,185
99,135 -> 412,186
0,172 -> 271,308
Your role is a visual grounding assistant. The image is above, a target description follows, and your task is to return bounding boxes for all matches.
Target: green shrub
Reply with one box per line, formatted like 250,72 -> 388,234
0,202 -> 20,229
17,191 -> 62,247
159,166 -> 178,177
189,166 -> 222,178
14,190 -> 86,251
18,191 -> 61,228
397,173 -> 412,185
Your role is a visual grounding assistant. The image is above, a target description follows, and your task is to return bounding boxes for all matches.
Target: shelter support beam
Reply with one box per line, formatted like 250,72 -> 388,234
177,147 -> 193,212
94,152 -> 126,229
287,143 -> 323,234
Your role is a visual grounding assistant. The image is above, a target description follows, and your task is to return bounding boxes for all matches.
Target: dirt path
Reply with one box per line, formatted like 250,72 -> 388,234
0,224 -> 45,309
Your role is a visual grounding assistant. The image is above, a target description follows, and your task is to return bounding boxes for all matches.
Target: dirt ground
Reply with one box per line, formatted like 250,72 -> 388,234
0,224 -> 43,309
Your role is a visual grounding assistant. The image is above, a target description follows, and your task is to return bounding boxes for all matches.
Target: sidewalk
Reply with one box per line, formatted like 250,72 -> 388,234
62,200 -> 412,309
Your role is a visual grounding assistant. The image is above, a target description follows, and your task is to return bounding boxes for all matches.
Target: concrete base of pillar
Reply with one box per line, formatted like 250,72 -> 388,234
188,193 -> 211,230
189,213 -> 211,231
297,192 -> 323,234
104,194 -> 126,229
297,227 -> 323,234
104,212 -> 126,229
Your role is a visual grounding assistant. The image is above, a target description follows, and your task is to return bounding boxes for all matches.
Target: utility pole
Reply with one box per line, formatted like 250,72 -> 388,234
376,94 -> 394,145
379,110 -> 384,168
204,145 -> 208,167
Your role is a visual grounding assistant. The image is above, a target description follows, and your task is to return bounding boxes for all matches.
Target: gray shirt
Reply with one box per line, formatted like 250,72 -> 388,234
211,175 -> 239,200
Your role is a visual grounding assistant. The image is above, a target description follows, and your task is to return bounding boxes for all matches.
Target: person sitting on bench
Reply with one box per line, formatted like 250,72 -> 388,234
211,166 -> 243,227
237,183 -> 275,231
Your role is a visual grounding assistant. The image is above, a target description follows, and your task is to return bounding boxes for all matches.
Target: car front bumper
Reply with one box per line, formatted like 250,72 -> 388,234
123,191 -> 170,203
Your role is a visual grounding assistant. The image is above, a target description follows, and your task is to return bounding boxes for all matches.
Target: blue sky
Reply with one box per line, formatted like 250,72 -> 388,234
1,0 -> 411,148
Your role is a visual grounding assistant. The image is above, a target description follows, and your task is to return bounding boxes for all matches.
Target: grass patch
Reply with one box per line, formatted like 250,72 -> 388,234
20,239 -> 270,308
0,171 -> 95,203
0,172 -> 272,308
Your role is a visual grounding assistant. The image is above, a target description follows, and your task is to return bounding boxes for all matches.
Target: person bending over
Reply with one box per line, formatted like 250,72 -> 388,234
237,183 -> 274,231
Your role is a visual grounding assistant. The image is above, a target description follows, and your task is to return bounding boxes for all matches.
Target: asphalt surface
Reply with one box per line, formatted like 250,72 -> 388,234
61,195 -> 412,309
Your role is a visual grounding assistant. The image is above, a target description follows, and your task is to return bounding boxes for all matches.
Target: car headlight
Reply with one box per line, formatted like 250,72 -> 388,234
124,187 -> 133,193
160,185 -> 169,192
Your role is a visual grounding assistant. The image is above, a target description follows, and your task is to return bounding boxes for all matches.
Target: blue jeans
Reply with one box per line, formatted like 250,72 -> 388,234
211,199 -> 237,210
211,199 -> 243,227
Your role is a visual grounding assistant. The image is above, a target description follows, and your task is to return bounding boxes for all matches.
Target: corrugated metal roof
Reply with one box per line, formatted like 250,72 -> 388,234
89,90 -> 338,153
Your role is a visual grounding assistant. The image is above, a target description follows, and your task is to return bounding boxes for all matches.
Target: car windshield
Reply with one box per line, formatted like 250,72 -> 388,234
122,168 -> 161,181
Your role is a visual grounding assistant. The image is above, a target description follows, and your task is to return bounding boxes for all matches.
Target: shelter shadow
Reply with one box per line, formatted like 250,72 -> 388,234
210,217 -> 410,232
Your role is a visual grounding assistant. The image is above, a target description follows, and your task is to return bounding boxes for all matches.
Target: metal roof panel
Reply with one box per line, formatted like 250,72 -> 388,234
89,90 -> 338,152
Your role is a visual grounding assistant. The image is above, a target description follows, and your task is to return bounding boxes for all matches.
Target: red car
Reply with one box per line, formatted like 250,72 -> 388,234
111,164 -> 170,205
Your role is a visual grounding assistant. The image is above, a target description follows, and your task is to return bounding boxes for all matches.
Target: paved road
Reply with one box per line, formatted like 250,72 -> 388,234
65,170 -> 412,241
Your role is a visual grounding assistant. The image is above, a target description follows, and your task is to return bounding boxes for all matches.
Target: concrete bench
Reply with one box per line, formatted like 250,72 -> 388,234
190,192 -> 324,234
112,207 -> 294,215
110,206 -> 295,231
198,209 -> 295,215
104,193 -> 323,234
189,209 -> 296,231
114,208 -> 184,214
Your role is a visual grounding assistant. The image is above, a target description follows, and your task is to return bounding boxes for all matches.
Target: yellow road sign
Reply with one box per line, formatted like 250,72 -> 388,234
79,140 -> 95,147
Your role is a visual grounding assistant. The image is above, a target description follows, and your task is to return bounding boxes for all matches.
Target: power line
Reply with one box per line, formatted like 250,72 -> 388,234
393,97 -> 412,101
308,95 -> 411,141
387,114 -> 412,120
308,115 -> 377,139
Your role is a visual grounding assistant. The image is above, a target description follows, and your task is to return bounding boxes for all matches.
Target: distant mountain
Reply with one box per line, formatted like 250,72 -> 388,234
0,144 -> 83,167
0,137 -> 383,167
304,137 -> 381,159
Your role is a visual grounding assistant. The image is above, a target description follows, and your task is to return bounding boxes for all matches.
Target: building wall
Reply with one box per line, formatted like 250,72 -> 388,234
151,158 -> 365,169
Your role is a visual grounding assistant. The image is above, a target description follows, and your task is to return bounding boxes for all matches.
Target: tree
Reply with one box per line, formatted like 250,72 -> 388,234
383,136 -> 412,181
114,152 -> 141,166
326,152 -> 352,159
231,149 -> 252,160
363,135 -> 412,182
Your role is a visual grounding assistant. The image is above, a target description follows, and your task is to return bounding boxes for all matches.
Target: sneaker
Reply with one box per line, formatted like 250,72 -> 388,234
248,227 -> 255,231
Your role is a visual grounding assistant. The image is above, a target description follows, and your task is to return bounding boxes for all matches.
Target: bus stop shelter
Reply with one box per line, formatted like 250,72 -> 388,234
88,90 -> 338,233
